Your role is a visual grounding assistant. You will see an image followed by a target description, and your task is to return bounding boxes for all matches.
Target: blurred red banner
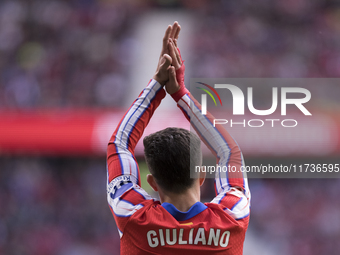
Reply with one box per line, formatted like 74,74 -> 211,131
0,109 -> 339,157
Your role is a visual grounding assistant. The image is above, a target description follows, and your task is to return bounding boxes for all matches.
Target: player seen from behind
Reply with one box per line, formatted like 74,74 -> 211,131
107,21 -> 251,254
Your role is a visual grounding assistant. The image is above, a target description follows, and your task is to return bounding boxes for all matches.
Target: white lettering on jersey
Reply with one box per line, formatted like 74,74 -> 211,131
207,228 -> 220,246
159,229 -> 165,246
147,228 -> 230,248
166,229 -> 177,245
194,228 -> 206,245
188,228 -> 194,244
178,228 -> 187,244
147,230 -> 158,248
220,231 -> 230,247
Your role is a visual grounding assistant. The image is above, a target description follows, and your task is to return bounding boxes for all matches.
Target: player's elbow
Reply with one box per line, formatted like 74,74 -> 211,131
107,136 -> 120,161
219,144 -> 241,159
107,137 -> 131,163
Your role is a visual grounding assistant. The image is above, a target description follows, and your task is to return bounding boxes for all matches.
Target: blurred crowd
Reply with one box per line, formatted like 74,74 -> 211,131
190,0 -> 340,109
0,0 -> 141,108
0,0 -> 340,255
250,178 -> 340,255
0,0 -> 339,109
191,0 -> 340,78
0,157 -> 119,255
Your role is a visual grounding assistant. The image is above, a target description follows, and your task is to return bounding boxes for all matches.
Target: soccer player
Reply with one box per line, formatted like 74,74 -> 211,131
107,22 -> 250,254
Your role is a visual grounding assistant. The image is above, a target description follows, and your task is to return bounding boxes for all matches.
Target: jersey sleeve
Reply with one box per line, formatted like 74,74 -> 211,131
171,84 -> 251,220
107,79 -> 165,236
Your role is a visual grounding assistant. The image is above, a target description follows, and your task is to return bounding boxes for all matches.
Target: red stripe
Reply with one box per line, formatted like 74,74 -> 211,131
121,189 -> 147,206
107,155 -> 124,183
219,193 -> 242,210
110,205 -> 129,233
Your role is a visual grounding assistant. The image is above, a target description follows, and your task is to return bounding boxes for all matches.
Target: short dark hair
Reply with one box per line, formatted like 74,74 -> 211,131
143,127 -> 201,194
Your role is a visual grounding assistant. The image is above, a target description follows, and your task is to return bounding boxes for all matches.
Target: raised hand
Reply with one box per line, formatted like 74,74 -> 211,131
165,66 -> 180,95
170,22 -> 181,48
165,34 -> 185,94
154,21 -> 184,89
168,38 -> 182,70
153,54 -> 172,85
159,21 -> 181,60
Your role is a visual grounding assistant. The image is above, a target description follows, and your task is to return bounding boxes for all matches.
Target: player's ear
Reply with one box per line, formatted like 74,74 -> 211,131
199,171 -> 206,186
147,174 -> 158,192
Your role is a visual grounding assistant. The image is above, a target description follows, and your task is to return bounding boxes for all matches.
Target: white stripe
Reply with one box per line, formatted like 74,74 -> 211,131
210,187 -> 244,204
115,80 -> 161,148
224,204 -> 250,220
210,190 -> 226,204
113,200 -> 144,217
120,152 -> 134,176
215,170 -> 222,193
241,153 -> 251,200
211,188 -> 250,220
112,148 -> 137,178
118,228 -> 123,238
133,184 -> 154,200
107,183 -> 155,217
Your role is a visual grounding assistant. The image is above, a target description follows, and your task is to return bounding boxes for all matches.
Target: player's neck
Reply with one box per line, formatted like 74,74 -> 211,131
160,186 -> 200,212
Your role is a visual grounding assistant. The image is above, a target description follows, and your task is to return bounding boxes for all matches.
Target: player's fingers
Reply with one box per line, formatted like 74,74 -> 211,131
175,47 -> 181,65
161,25 -> 172,58
173,39 -> 178,48
170,39 -> 182,66
174,24 -> 181,40
163,25 -> 172,44
165,66 -> 180,94
169,66 -> 177,83
168,40 -> 180,69
170,21 -> 179,40
159,54 -> 172,70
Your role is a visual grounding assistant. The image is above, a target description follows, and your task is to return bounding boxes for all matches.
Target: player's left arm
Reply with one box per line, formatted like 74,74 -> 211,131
166,37 -> 250,221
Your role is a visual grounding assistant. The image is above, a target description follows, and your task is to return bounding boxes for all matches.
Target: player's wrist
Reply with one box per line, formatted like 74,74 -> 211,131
152,73 -> 167,86
153,54 -> 172,86
166,84 -> 180,95
175,62 -> 185,88
171,86 -> 189,102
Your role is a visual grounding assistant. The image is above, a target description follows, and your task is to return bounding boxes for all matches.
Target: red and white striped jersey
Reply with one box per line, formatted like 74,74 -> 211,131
107,79 -> 251,254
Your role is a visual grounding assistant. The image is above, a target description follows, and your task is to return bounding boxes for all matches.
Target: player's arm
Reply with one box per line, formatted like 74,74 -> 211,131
166,39 -> 250,220
106,71 -> 168,194
107,33 -> 178,239
107,24 -> 176,191
106,23 -> 181,236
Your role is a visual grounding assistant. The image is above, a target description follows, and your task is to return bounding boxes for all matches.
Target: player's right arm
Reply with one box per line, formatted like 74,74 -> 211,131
106,23 -> 181,237
166,39 -> 250,221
